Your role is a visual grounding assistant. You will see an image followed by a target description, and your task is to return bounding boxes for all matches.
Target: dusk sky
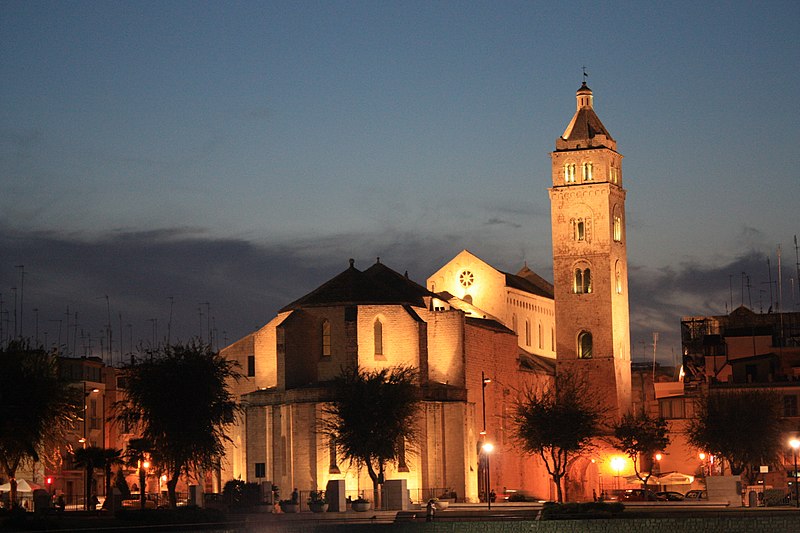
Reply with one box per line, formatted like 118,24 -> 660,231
1,1 -> 798,365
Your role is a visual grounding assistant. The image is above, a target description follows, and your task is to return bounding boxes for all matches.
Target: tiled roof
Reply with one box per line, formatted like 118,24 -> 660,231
279,259 -> 433,311
504,266 -> 554,299
562,107 -> 613,143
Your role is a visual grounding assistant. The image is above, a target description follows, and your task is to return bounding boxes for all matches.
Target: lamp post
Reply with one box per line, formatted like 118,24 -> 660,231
482,442 -> 494,510
479,372 -> 491,502
790,438 -> 800,508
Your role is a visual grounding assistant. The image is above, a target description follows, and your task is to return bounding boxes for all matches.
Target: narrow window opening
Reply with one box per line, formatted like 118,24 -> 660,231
374,319 -> 383,356
322,320 -> 331,357
578,331 -> 593,359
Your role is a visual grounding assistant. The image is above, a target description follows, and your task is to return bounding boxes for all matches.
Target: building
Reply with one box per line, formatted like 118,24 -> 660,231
220,259 -> 555,503
548,81 -> 632,419
219,81 -> 637,504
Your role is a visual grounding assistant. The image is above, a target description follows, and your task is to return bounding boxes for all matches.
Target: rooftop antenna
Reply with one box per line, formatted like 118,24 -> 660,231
766,258 -> 774,311
167,296 -> 174,345
795,235 -> 800,308
652,332 -> 659,381
15,265 -> 24,337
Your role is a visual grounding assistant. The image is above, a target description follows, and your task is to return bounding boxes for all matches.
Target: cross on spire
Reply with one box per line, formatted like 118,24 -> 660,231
582,66 -> 588,83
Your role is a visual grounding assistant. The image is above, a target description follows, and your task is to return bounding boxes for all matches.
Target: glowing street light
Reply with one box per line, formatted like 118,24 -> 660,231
790,438 -> 800,508
610,456 -> 626,490
481,442 -> 494,510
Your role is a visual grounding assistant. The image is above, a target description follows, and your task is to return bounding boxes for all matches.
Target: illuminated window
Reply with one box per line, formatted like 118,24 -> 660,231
538,323 -> 543,349
564,163 -> 576,183
374,319 -> 383,356
573,267 -> 592,294
329,440 -> 340,474
459,270 -> 474,288
583,162 -> 593,181
525,320 -> 531,346
322,320 -> 331,357
578,331 -> 593,359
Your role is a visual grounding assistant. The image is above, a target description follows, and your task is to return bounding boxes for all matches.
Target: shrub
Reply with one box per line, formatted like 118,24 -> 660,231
764,488 -> 788,507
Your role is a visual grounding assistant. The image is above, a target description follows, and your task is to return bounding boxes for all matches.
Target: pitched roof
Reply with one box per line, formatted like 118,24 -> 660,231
562,106 -> 613,143
504,265 -> 554,299
279,259 -> 434,311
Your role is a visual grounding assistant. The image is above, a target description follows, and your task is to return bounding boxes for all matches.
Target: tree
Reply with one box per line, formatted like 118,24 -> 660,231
612,411 -> 670,492
123,437 -> 154,510
688,387 -> 783,485
114,340 -> 242,508
0,339 -> 80,508
321,365 -> 420,505
73,445 -> 106,510
512,372 -> 605,502
101,448 -> 123,509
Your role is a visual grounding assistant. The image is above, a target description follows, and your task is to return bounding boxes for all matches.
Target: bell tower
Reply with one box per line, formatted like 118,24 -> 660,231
548,81 -> 631,417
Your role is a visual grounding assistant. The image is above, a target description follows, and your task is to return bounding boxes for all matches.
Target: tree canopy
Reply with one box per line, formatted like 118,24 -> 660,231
321,365 -> 420,503
612,411 -> 670,491
513,371 -> 605,502
687,387 -> 783,484
114,340 -> 241,507
0,339 -> 80,508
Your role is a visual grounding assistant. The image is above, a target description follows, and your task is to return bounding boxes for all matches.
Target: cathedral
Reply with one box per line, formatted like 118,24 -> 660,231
219,81 -> 632,504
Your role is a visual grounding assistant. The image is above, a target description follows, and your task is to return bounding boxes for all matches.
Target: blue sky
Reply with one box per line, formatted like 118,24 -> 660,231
1,1 -> 798,363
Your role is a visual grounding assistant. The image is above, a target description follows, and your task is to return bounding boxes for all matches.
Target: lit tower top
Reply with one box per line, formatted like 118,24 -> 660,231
557,82 -> 616,153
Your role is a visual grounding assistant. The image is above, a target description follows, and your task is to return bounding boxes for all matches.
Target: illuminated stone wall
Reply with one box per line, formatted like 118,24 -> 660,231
427,249 -> 556,359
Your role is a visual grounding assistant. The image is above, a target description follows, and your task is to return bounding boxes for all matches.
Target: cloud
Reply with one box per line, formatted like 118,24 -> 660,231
1,223 -> 789,369
485,217 -> 522,229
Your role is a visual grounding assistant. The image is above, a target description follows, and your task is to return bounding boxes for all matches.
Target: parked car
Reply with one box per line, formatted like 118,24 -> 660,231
621,489 -> 664,501
656,491 -> 685,501
684,489 -> 707,500
500,489 -> 536,502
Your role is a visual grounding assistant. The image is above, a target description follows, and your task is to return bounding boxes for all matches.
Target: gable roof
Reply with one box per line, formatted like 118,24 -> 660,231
280,259 -> 435,312
506,264 -> 554,299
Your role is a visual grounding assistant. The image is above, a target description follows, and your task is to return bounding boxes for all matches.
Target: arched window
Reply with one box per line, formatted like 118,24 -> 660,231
583,162 -> 593,181
576,219 -> 585,241
615,260 -> 623,294
525,320 -> 531,346
512,314 -> 518,334
538,322 -> 543,349
374,319 -> 383,356
564,163 -> 576,183
573,267 -> 592,294
578,331 -> 593,359
321,320 -> 331,357
613,206 -> 622,242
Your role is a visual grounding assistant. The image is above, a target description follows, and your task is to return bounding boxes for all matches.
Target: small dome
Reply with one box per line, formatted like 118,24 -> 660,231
577,81 -> 592,94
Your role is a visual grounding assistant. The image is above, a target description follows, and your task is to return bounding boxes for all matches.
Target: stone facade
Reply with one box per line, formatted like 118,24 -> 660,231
549,82 -> 632,418
220,260 -> 554,503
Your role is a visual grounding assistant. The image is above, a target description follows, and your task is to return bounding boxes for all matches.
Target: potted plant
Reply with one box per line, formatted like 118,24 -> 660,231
432,497 -> 449,510
351,496 -> 371,512
308,490 -> 328,513
279,499 -> 299,513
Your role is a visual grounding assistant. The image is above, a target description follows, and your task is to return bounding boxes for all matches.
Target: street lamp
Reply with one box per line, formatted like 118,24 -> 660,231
479,372 -> 491,501
482,442 -> 494,510
790,438 -> 800,508
81,384 -> 100,448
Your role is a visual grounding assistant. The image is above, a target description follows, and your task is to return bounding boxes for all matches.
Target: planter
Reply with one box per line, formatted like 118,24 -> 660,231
434,500 -> 449,510
279,502 -> 299,513
352,501 -> 371,512
309,502 -> 329,513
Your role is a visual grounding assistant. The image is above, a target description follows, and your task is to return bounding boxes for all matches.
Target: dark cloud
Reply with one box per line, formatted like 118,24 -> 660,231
628,250 -> 793,363
2,223 -> 790,369
485,217 -> 522,229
